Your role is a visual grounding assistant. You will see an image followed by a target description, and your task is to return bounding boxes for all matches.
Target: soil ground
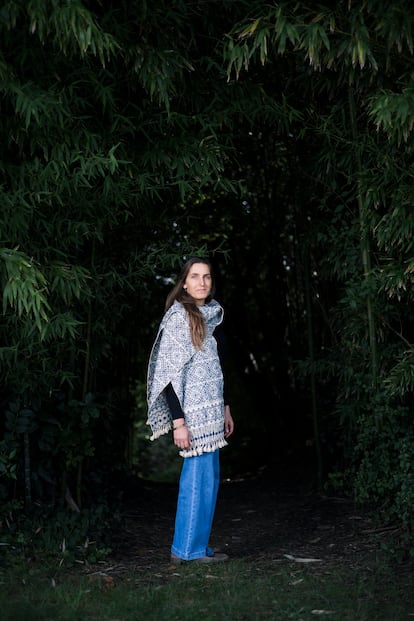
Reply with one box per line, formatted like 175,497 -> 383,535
108,469 -> 404,575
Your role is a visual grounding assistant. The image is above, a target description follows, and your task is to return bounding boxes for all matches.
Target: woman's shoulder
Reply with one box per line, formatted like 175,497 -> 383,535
208,299 -> 222,310
161,301 -> 187,327
200,299 -> 224,323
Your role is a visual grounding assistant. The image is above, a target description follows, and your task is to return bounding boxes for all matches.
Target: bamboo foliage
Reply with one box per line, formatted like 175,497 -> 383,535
2,0 -> 414,541
224,0 -> 414,532
1,0 -> 119,63
0,0 -> 249,506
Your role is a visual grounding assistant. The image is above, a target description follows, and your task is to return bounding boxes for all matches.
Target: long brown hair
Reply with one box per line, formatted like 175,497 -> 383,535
165,257 -> 215,349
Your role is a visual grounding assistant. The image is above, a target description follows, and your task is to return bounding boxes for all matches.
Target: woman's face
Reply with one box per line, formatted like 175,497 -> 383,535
184,263 -> 212,305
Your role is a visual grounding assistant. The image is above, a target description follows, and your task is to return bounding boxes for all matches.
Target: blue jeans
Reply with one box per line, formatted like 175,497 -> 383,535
171,450 -> 220,560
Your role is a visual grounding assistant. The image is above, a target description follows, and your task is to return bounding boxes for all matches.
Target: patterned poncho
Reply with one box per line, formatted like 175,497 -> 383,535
147,299 -> 227,457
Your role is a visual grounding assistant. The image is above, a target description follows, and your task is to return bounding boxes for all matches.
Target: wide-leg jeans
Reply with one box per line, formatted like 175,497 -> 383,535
171,450 -> 220,560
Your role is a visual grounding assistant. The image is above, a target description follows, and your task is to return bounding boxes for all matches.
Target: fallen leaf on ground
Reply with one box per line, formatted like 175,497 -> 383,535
284,554 -> 323,563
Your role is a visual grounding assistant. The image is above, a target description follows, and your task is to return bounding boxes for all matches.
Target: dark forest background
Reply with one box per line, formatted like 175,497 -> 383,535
2,0 -> 414,558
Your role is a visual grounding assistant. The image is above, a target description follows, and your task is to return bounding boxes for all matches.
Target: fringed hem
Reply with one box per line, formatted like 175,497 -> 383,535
149,421 -> 172,441
180,437 -> 228,458
148,418 -> 227,457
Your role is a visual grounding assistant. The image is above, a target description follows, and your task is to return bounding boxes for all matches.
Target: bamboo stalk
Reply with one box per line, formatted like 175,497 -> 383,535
303,250 -> 323,490
24,432 -> 31,510
82,242 -> 95,399
77,239 -> 96,508
348,88 -> 378,390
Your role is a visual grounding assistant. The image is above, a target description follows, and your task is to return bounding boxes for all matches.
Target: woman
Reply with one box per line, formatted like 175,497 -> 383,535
147,257 -> 234,563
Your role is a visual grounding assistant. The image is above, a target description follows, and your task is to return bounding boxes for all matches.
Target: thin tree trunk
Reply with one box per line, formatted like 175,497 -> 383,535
77,239 -> 96,508
303,251 -> 323,490
82,240 -> 95,399
76,458 -> 83,510
348,88 -> 378,389
24,432 -> 31,510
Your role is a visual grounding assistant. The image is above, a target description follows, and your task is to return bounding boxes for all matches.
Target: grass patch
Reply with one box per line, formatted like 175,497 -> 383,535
1,558 -> 413,621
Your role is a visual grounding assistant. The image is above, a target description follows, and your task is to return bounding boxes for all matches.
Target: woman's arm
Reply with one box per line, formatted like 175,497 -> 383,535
214,326 -> 234,437
165,383 -> 191,450
224,404 -> 234,438
213,325 -> 230,406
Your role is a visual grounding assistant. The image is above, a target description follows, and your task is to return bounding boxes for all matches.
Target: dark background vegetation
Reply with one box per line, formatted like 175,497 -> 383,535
2,0 -> 414,560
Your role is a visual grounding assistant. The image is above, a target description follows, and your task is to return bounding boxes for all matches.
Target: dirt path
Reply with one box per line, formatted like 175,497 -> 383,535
108,474 -> 389,574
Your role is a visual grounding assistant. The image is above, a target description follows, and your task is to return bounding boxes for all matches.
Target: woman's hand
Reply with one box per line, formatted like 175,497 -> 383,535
173,418 -> 191,450
224,405 -> 234,438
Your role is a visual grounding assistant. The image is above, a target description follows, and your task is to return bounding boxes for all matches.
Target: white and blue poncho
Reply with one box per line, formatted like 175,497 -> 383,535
147,300 -> 227,457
